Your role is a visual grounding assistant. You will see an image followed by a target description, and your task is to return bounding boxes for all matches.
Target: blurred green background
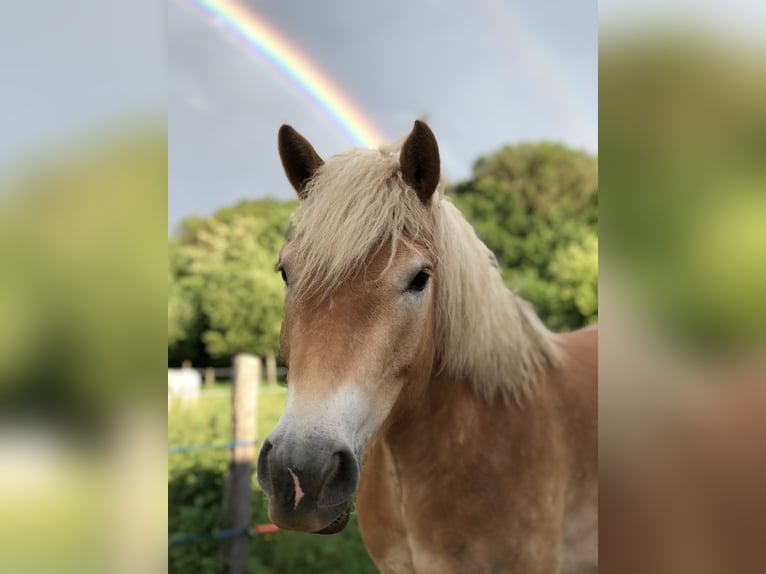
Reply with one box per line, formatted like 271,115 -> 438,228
600,31 -> 766,353
0,128 -> 168,574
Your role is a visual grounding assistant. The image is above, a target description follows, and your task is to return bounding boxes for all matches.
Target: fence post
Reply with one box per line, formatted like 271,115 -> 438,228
221,354 -> 260,574
266,350 -> 278,386
204,367 -> 216,388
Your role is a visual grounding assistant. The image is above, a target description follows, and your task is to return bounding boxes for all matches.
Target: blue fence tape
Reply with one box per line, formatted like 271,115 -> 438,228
169,527 -> 248,546
169,439 -> 258,454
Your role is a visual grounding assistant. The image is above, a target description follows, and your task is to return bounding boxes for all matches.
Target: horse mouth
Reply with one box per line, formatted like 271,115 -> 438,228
314,505 -> 350,535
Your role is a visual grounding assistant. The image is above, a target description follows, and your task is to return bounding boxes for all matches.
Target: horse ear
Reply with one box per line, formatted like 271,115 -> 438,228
278,125 -> 324,200
400,120 -> 441,204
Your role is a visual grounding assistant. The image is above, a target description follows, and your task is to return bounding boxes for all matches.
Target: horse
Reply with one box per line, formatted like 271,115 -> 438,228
256,121 -> 598,573
167,367 -> 202,410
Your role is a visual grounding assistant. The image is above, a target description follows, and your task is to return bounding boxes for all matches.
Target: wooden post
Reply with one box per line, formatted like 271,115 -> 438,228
266,350 -> 278,386
204,367 -> 216,388
221,354 -> 260,574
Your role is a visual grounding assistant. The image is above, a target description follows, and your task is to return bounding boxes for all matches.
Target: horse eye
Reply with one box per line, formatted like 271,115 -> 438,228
279,266 -> 288,285
407,271 -> 430,293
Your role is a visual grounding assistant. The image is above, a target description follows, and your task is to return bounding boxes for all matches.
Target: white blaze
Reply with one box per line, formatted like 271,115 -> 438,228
271,381 -> 391,459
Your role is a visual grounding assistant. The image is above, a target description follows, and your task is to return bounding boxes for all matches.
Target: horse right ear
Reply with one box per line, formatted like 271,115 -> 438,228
278,125 -> 324,200
400,120 -> 441,205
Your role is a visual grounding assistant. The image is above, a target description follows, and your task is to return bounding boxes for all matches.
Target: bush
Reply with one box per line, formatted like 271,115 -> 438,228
168,385 -> 377,573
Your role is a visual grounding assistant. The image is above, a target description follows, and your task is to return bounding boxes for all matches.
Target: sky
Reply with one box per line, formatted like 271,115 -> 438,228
0,0 -> 164,174
168,0 -> 598,231
4,1 -> 761,233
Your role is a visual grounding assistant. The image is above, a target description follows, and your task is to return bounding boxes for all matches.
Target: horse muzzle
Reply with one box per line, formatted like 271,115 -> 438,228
256,437 -> 359,534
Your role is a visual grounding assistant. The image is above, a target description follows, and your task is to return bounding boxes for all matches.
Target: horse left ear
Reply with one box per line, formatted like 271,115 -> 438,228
278,125 -> 324,200
400,120 -> 441,205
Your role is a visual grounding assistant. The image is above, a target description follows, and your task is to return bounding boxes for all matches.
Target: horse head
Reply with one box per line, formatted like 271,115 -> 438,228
257,121 -> 441,533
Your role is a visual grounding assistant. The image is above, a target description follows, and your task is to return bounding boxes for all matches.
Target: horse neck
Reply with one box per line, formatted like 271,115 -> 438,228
379,367 -> 549,470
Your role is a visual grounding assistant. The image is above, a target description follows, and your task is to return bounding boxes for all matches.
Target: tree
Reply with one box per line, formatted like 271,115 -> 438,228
168,199 -> 297,364
168,269 -> 195,347
550,231 -> 598,325
449,142 -> 598,330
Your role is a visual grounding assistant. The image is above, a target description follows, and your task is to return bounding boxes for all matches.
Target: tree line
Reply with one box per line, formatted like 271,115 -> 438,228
169,142 -> 598,367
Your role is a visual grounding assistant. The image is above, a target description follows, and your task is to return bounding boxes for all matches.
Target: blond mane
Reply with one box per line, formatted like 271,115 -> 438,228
288,145 -> 561,401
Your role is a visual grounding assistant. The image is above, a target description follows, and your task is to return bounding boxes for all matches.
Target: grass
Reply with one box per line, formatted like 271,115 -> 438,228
168,382 -> 378,573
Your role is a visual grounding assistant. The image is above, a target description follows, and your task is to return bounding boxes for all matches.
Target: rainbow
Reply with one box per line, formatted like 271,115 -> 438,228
477,0 -> 596,148
184,0 -> 387,148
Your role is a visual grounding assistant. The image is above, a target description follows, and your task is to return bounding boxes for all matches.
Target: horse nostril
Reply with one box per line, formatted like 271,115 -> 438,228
256,439 -> 275,496
317,448 -> 359,508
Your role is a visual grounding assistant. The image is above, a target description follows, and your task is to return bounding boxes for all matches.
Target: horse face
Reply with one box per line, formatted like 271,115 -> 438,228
257,240 -> 436,534
259,120 -> 441,533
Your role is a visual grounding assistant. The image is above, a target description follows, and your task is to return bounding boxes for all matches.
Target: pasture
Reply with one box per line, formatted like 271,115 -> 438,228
168,383 -> 376,573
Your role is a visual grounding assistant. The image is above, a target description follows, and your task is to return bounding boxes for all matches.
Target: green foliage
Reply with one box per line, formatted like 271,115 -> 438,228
550,232 -> 598,324
168,268 -> 195,348
169,199 -> 297,364
168,387 -> 376,573
449,142 -> 598,330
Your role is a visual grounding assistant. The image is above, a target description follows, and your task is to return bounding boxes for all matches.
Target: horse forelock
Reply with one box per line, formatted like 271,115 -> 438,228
287,146 -> 562,402
432,201 -> 563,402
288,148 -> 436,300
